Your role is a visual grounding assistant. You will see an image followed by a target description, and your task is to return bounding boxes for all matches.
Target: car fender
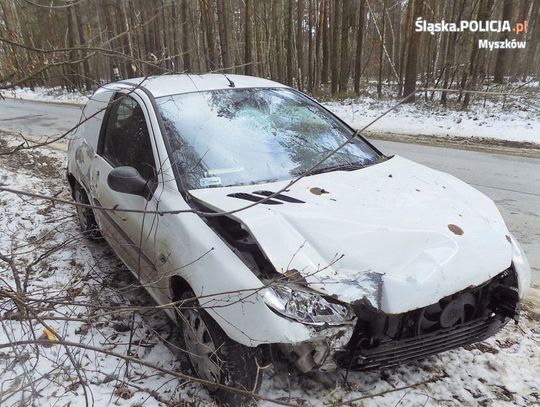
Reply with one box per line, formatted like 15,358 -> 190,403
154,189 -> 352,347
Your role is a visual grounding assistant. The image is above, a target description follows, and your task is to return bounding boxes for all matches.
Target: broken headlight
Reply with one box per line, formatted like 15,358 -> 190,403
264,284 -> 355,326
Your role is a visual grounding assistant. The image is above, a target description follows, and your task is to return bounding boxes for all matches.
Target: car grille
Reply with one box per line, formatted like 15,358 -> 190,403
344,316 -> 506,370
337,267 -> 519,371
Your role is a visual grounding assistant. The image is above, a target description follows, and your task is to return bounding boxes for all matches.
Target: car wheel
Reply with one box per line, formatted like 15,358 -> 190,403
73,183 -> 101,240
176,290 -> 262,406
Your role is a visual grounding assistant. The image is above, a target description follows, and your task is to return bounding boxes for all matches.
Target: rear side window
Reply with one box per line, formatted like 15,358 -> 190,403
100,94 -> 156,181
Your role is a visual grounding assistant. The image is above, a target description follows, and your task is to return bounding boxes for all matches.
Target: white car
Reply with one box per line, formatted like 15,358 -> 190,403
67,74 -> 531,405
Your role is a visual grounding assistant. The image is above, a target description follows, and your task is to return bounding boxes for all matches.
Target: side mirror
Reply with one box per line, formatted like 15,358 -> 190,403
107,166 -> 153,200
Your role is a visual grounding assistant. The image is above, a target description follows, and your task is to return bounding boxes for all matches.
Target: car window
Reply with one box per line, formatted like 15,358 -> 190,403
156,88 -> 381,190
100,94 -> 156,181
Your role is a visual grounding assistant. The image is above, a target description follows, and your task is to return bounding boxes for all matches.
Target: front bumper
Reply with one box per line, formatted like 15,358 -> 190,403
337,267 -> 520,371
284,267 -> 520,372
338,315 -> 507,370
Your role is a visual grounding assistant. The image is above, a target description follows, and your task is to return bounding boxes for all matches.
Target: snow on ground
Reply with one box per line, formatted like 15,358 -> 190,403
3,81 -> 540,144
2,86 -> 89,105
322,83 -> 540,145
0,136 -> 207,406
3,82 -> 539,146
0,133 -> 539,407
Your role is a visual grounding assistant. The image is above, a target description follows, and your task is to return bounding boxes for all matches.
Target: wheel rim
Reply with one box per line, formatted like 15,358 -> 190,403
182,309 -> 222,383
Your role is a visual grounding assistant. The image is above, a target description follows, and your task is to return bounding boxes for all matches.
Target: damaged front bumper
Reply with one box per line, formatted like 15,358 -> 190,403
279,324 -> 355,372
281,267 -> 520,373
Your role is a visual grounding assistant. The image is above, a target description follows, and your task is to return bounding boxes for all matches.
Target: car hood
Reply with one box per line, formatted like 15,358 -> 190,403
189,156 -> 512,314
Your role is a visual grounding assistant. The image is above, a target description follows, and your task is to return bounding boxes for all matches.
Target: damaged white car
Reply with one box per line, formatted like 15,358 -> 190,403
67,74 -> 531,404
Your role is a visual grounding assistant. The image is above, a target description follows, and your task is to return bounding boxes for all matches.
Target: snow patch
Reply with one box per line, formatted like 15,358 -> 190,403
1,132 -> 539,406
323,96 -> 540,144
2,86 -> 88,105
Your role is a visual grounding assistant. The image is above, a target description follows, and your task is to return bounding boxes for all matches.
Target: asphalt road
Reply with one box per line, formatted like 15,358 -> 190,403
0,98 -> 83,140
1,98 -> 539,287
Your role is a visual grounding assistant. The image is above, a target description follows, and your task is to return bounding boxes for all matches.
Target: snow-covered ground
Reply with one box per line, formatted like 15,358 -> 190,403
0,133 -> 539,406
322,83 -> 540,145
2,86 -> 89,105
3,82 -> 539,146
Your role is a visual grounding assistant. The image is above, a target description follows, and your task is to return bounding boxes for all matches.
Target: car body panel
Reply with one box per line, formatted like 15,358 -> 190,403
189,155 -> 516,314
67,74 -> 530,354
67,81 -> 347,347
119,74 -> 288,98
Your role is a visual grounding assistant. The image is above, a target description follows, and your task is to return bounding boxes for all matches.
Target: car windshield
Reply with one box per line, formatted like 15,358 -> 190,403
156,88 -> 381,190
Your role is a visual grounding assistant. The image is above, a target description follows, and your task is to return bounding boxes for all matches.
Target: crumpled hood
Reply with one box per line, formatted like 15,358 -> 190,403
189,156 -> 512,313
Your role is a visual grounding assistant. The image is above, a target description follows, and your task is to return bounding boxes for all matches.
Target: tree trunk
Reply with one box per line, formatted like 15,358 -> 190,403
403,0 -> 424,102
181,0 -> 191,72
74,8 -> 93,90
307,0 -> 314,91
493,0 -> 514,83
330,0 -> 341,95
286,0 -> 294,85
463,0 -> 494,108
321,0 -> 329,84
377,0 -> 387,98
338,0 -> 350,93
296,0 -> 304,89
254,0 -> 264,77
398,0 -> 415,96
441,0 -> 466,105
66,3 -> 79,89
272,1 -> 284,82
354,0 -> 365,94
244,0 -> 253,75
216,0 -> 230,71
0,0 -> 26,85
201,0 -> 217,70
521,0 -> 539,79
315,0 -> 325,88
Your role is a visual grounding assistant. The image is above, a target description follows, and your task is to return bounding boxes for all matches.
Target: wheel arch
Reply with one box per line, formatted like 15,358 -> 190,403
66,172 -> 77,198
170,275 -> 192,301
169,275 -> 194,323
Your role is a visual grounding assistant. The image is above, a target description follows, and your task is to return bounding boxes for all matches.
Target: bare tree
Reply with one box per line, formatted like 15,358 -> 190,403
403,0 -> 424,102
493,0 -> 515,83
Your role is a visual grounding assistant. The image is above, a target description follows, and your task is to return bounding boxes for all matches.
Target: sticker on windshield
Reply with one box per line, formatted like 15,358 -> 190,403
206,167 -> 244,176
199,176 -> 222,188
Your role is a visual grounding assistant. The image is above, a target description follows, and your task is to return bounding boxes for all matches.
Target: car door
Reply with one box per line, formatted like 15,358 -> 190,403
91,92 -> 164,298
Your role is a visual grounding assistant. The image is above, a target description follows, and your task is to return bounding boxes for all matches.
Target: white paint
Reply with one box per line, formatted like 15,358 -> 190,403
121,73 -> 288,98
67,74 -> 531,349
190,155 -> 531,313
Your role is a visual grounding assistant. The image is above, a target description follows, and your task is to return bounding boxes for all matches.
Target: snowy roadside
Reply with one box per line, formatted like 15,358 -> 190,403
1,86 -> 88,105
322,91 -> 540,146
0,132 -> 539,406
3,84 -> 539,147
0,136 -> 205,406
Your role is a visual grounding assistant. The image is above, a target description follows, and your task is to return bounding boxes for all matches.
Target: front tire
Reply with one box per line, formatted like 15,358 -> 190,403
176,290 -> 262,406
73,183 -> 101,240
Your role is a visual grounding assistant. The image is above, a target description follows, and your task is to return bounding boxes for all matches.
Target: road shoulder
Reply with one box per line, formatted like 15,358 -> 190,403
368,131 -> 540,159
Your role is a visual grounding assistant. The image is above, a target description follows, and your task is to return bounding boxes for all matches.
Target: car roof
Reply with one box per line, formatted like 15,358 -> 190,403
115,73 -> 289,98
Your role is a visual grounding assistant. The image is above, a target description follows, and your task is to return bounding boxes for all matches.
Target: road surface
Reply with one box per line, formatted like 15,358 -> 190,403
1,97 -> 539,287
0,98 -> 82,140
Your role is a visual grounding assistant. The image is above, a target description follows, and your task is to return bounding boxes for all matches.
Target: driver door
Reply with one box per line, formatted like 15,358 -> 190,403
91,93 -> 163,293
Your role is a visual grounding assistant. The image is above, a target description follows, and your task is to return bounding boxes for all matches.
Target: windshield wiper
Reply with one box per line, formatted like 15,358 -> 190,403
308,161 -> 367,176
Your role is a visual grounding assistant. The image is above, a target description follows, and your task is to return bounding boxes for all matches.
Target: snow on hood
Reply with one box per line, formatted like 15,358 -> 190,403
189,156 -> 512,314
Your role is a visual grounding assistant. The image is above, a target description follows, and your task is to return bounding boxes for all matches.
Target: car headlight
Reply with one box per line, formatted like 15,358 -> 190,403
264,284 -> 355,326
